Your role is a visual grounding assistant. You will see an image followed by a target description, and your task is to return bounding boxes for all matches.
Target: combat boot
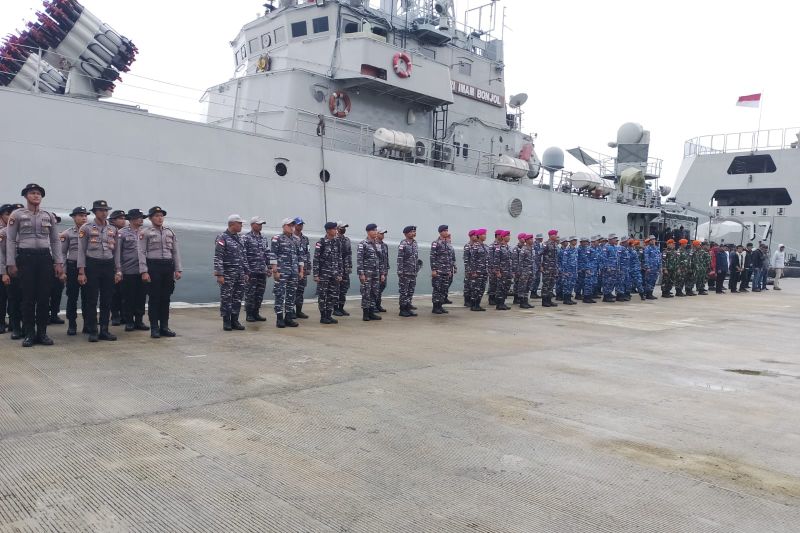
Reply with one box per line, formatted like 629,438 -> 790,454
376,302 -> 387,313
284,315 -> 299,327
409,304 -> 418,310
88,328 -> 99,342
363,309 -> 371,321
67,319 -> 78,336
230,313 -> 246,330
125,321 -> 135,332
246,309 -> 257,322
444,297 -> 453,305
698,289 -> 708,295
563,295 -> 577,305
675,288 -> 685,297
340,306 -> 351,316
495,299 -> 510,310
320,312 -> 333,324
407,305 -> 418,316
276,316 -> 286,328
488,295 -> 496,305
432,303 -> 444,314
662,291 -> 674,298
253,309 -> 267,321
0,317 -> 5,334
160,320 -> 177,337
134,316 -> 150,330
295,303 -> 309,319
640,292 -> 646,301
530,290 -> 541,299
10,319 -> 23,340
602,294 -> 615,303
111,314 -> 121,327
49,313 -> 65,325
520,298 -> 533,309
223,315 -> 233,331
555,294 -> 563,301
37,332 -> 54,346
369,308 -> 382,320
512,296 -> 520,304
332,307 -> 345,317
98,327 -> 117,341
582,296 -> 596,304
22,335 -> 36,348
686,288 -> 696,296
399,305 -> 412,317
615,294 -> 625,302
646,291 -> 657,300
545,296 -> 558,307
150,325 -> 161,338
328,312 -> 338,324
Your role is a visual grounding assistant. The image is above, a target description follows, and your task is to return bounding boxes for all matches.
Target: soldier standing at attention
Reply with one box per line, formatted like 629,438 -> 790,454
431,224 -> 454,314
272,218 -> 303,328
661,239 -> 677,298
0,205 -> 10,335
242,216 -> 271,322
445,234 -> 456,305
675,238 -> 691,296
490,230 -> 512,311
585,236 -> 601,303
469,228 -> 489,311
576,237 -> 590,301
334,222 -> 352,317
559,236 -> 578,305
108,209 -> 127,326
6,185 -> 65,347
214,214 -> 249,331
601,234 -> 619,303
487,230 -> 502,305
77,200 -> 121,343
515,234 -> 535,309
511,233 -> 525,305
643,236 -> 661,300
539,230 -> 559,307
694,241 -> 711,295
118,209 -> 150,332
1,203 -> 26,340
615,238 -> 630,301
138,206 -> 182,338
530,233 -> 544,299
313,222 -> 344,324
397,225 -> 419,317
629,240 -> 646,300
59,206 -> 88,335
463,230 -> 476,306
292,218 -> 310,319
375,227 -> 389,312
358,223 -> 383,321
47,215 -> 66,326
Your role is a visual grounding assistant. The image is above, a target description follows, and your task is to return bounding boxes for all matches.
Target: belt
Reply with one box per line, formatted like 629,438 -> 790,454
67,259 -> 77,264
17,248 -> 52,256
86,257 -> 114,263
146,258 -> 174,264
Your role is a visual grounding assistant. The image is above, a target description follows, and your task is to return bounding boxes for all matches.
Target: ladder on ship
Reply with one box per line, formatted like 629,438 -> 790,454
432,105 -> 449,142
431,105 -> 450,169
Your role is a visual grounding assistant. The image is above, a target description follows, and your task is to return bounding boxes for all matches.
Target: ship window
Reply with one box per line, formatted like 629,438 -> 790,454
458,62 -> 472,76
343,20 -> 360,33
462,144 -> 469,158
712,188 -> 791,206
240,45 -> 247,60
726,154 -> 776,174
249,38 -> 260,54
371,26 -> 388,38
312,16 -> 329,34
360,64 -> 387,80
274,26 -> 286,43
261,33 -> 272,49
291,21 -> 307,38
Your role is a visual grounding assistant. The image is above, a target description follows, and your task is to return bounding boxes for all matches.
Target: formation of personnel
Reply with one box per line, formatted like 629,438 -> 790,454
2,182 -> 782,346
1,184 -> 181,347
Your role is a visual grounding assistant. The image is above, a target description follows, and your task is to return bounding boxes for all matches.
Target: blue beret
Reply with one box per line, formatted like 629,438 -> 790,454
403,225 -> 416,234
438,224 -> 449,233
324,222 -> 337,230
365,223 -> 378,231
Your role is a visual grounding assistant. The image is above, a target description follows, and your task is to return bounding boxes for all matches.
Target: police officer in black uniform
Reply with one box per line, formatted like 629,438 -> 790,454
5,184 -> 64,347
48,214 -> 66,326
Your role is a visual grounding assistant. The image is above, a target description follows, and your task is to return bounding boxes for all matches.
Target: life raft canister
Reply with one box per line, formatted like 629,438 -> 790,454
392,52 -> 412,78
329,91 -> 351,118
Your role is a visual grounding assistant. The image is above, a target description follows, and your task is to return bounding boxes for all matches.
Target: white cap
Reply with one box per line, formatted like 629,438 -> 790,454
250,216 -> 266,225
228,214 -> 243,223
377,226 -> 387,234
281,217 -> 296,226
336,220 -> 348,228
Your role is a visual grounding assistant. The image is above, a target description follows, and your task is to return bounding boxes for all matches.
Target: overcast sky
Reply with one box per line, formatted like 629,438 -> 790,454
2,0 -> 798,187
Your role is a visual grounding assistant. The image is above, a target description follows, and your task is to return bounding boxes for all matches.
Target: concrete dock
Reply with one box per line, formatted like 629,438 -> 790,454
1,283 -> 799,532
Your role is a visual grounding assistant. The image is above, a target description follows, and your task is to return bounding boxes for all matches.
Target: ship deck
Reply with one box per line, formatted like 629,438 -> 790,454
1,284 -> 799,532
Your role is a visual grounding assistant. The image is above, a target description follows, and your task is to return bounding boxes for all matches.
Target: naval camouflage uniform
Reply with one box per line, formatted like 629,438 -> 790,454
491,241 -> 513,307
467,239 -> 489,308
540,240 -> 559,300
272,232 -> 303,318
313,235 -> 343,317
559,245 -> 578,302
242,230 -> 272,319
377,238 -> 389,311
643,242 -> 661,296
214,230 -> 249,318
601,242 -> 619,298
530,240 -> 543,297
487,240 -> 499,303
513,243 -> 534,303
357,237 -> 382,312
336,234 -> 353,314
294,232 -> 311,316
430,237 -> 455,306
397,238 -> 419,310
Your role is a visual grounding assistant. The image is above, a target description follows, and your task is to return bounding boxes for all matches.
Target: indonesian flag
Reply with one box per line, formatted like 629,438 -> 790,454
736,93 -> 761,108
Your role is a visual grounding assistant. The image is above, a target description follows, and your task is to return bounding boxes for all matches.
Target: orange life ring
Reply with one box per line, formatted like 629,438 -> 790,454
329,91 -> 351,118
392,52 -> 412,78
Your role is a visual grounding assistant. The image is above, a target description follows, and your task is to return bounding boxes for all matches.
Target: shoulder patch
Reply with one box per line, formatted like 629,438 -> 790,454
60,235 -> 66,242
272,235 -> 279,241
217,239 -> 226,247
79,230 -> 85,238
8,218 -> 14,226
315,242 -> 321,248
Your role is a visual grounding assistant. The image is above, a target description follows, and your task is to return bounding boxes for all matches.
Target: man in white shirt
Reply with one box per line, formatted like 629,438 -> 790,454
772,244 -> 786,290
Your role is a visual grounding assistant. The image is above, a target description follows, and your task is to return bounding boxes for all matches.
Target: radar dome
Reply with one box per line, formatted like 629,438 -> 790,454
541,147 -> 564,170
617,122 -> 645,144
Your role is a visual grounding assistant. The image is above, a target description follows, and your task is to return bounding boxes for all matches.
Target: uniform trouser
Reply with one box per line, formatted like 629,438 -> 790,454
473,274 -> 488,302
399,274 -> 417,307
616,271 -> 629,294
541,269 -> 557,295
631,273 -> 644,293
317,276 -> 339,313
377,274 -> 388,307
644,271 -> 659,293
695,273 -> 707,292
487,274 -> 497,298
495,273 -> 512,301
531,270 -> 541,295
432,273 -> 452,304
715,271 -> 727,292
337,274 -> 351,308
274,272 -> 298,316
7,277 -> 22,326
583,270 -> 595,296
295,276 -> 308,308
515,274 -> 531,299
662,271 -> 674,293
561,273 -> 576,296
111,283 -> 122,319
49,276 -> 64,317
147,259 -> 175,326
17,250 -> 54,336
576,272 -> 585,296
65,261 -> 86,322
245,273 -> 267,312
0,281 -> 7,323
121,274 -> 147,323
220,271 -> 245,317
84,257 -> 115,332
446,273 -> 454,294
602,268 -> 618,295
360,272 -> 380,309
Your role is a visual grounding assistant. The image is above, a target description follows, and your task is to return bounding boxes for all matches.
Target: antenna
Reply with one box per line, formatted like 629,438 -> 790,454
508,93 -> 528,108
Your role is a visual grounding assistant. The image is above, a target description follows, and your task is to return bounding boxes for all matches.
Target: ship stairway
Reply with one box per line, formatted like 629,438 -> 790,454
432,105 -> 449,141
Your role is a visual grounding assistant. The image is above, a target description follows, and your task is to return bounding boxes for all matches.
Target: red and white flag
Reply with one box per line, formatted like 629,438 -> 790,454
736,93 -> 761,108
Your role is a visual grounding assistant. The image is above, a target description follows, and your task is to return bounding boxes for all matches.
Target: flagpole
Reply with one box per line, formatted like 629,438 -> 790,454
755,91 -> 764,150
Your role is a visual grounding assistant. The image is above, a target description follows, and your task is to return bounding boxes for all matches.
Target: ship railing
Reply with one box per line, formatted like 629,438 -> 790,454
684,127 -> 800,157
594,155 -> 663,180
614,185 -> 661,208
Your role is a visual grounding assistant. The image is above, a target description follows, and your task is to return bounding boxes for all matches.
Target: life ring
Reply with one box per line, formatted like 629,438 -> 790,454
392,52 -> 412,78
256,54 -> 270,73
329,91 -> 351,118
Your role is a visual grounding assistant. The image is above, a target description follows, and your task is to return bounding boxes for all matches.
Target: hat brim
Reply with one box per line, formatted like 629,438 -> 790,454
147,210 -> 167,217
91,207 -> 111,213
21,186 -> 45,197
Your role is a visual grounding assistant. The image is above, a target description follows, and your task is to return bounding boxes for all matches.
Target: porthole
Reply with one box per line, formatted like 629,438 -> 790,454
320,169 -> 331,183
508,198 -> 522,217
601,216 -> 606,224
275,163 -> 287,176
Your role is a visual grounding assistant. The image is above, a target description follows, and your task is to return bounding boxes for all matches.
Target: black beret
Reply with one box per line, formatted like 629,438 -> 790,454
365,223 -> 378,231
438,224 -> 449,233
403,225 -> 416,234
324,221 -> 337,230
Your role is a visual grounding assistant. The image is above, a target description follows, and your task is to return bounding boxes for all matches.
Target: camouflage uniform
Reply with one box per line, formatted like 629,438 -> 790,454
214,230 -> 249,317
467,240 -> 489,307
397,238 -> 419,309
491,241 -> 513,306
616,244 -> 630,298
313,235 -> 343,316
694,246 -> 711,293
628,247 -> 644,297
430,237 -> 454,306
357,238 -> 382,311
463,241 -> 473,304
487,239 -> 499,302
643,243 -> 661,295
513,243 -> 534,302
271,233 -> 303,317
336,234 -> 352,313
676,245 -> 691,295
559,245 -> 578,301
601,242 -> 619,298
661,247 -> 678,296
586,242 -> 600,298
294,232 -> 311,313
242,230 -> 271,318
540,240 -> 559,300
530,240 -> 543,297
576,243 -> 589,298
377,238 -> 389,310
